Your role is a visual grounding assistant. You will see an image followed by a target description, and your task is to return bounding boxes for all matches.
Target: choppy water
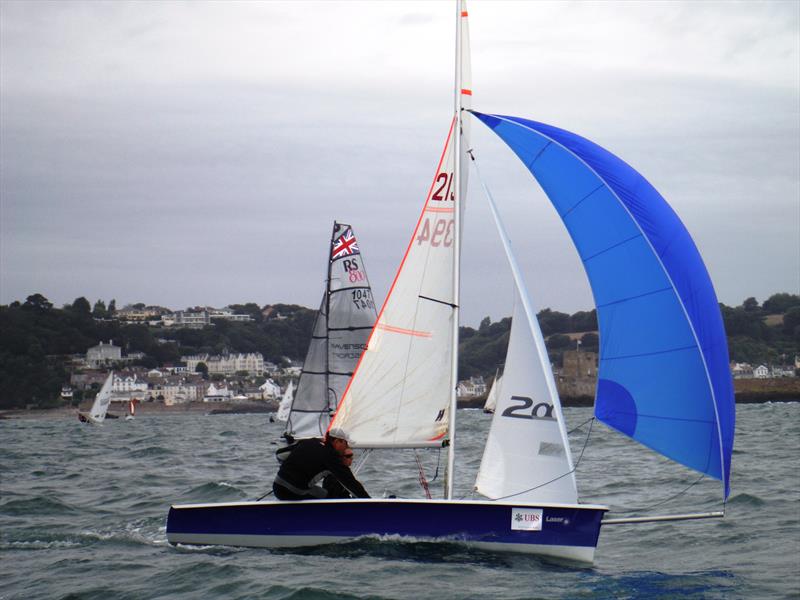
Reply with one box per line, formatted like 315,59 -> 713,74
1,404 -> 798,599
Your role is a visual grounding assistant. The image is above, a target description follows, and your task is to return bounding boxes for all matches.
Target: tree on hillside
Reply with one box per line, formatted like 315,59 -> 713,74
763,293 -> 800,314
92,300 -> 107,318
783,307 -> 800,339
537,309 -> 570,336
195,362 -> 209,379
23,293 -> 53,312
742,297 -> 760,312
70,297 -> 92,317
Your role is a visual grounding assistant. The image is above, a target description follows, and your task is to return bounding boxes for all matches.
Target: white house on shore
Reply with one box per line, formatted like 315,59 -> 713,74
183,353 -> 265,376
203,383 -> 233,402
86,340 -> 121,366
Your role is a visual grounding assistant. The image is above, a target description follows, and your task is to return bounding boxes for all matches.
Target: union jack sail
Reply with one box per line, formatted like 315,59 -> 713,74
331,228 -> 360,259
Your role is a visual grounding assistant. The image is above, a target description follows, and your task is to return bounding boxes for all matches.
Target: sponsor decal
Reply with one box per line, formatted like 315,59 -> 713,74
511,508 -> 543,531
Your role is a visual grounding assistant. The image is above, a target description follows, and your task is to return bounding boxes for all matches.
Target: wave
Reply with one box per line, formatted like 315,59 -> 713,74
126,445 -> 174,458
179,481 -> 249,502
0,495 -> 80,516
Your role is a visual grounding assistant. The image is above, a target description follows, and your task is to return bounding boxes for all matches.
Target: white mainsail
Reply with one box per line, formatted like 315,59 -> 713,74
85,371 -> 114,424
276,381 -> 293,422
473,163 -> 577,504
331,1 -> 471,457
483,371 -> 501,413
285,222 -> 377,440
330,124 -> 459,448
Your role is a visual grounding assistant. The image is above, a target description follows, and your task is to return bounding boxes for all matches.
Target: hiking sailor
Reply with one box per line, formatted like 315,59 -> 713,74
272,428 -> 370,500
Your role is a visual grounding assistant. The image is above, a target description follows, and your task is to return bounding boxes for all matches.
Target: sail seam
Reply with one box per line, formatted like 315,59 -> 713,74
560,183 -> 605,219
595,286 -> 672,309
526,141 -> 552,169
581,233 -> 643,263
602,343 -> 697,361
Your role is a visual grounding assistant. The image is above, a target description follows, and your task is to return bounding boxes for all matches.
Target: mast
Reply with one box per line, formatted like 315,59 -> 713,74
324,221 -> 337,417
446,0 -> 464,500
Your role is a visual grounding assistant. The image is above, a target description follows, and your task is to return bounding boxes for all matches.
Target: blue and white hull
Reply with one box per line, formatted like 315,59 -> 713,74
166,498 -> 608,563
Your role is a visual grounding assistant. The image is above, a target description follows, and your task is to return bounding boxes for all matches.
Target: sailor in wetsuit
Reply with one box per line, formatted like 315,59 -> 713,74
322,449 -> 356,498
272,429 -> 369,500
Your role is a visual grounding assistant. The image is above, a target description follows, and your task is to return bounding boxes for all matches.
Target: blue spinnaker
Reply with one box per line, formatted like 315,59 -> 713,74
472,111 -> 734,498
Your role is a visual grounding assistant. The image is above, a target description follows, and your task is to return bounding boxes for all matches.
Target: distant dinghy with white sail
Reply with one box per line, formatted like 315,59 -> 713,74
77,371 -> 114,425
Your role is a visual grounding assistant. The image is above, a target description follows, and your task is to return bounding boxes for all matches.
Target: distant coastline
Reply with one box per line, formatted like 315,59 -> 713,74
2,377 -> 797,421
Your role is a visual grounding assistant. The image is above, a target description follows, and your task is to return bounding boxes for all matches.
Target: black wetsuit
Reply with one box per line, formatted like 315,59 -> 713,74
322,474 -> 352,499
273,438 -> 369,500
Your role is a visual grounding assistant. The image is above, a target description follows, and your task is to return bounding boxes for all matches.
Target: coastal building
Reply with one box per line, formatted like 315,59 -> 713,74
183,353 -> 265,376
86,340 -> 121,366
562,349 -> 598,378
112,373 -> 148,393
259,378 -> 281,399
115,305 -> 169,321
203,383 -> 233,402
148,377 -> 205,405
457,376 -> 487,398
163,310 -> 211,328
753,365 -> 769,379
209,307 -> 255,322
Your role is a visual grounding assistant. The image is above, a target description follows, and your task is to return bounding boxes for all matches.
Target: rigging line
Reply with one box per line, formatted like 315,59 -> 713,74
429,447 -> 442,483
414,450 -> 432,499
607,473 -> 708,515
567,415 -> 595,435
254,489 -> 274,501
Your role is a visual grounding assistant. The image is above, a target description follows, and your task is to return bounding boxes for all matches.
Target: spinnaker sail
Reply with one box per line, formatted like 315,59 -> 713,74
472,111 -> 735,498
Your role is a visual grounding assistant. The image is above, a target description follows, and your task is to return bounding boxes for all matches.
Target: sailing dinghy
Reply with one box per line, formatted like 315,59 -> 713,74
77,371 -> 114,425
282,221 -> 378,442
167,1 -> 734,563
275,381 -> 293,423
482,370 -> 501,414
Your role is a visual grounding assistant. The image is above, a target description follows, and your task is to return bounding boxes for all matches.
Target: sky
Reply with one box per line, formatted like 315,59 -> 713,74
1,0 -> 798,326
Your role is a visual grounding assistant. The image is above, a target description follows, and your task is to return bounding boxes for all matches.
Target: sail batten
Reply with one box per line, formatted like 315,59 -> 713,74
472,111 -> 734,499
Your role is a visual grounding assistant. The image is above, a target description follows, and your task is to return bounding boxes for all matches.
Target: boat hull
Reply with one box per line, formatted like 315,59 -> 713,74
166,499 -> 607,563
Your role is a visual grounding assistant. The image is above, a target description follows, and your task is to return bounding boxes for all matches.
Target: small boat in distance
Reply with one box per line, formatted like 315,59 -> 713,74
77,371 -> 114,425
482,370 -> 501,414
275,381 -> 293,423
125,398 -> 138,421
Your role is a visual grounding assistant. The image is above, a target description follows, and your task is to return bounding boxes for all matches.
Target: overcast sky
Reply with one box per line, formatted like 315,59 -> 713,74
1,1 -> 798,325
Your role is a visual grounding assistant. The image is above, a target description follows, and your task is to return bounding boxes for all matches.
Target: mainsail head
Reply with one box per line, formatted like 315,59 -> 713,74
472,111 -> 735,499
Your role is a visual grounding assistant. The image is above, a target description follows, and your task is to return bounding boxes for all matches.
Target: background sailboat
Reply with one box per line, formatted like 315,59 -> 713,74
283,222 -> 377,441
482,370 -> 501,413
77,371 -> 114,425
275,381 -> 293,423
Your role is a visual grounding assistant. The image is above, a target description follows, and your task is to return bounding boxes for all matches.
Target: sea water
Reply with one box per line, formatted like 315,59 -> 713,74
1,404 -> 798,599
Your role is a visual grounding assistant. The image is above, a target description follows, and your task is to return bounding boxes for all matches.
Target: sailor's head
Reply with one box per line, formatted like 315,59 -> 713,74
325,427 -> 351,454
